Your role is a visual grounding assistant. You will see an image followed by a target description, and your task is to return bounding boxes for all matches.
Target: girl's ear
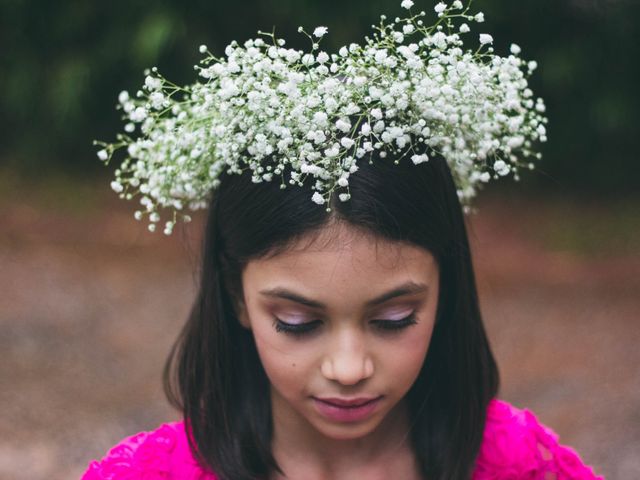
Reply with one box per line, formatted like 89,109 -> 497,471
235,299 -> 251,330
227,278 -> 251,330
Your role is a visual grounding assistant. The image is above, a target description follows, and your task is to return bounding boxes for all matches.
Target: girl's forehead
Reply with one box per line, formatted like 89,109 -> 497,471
275,221 -> 412,256
245,223 -> 437,288
264,223 -> 423,265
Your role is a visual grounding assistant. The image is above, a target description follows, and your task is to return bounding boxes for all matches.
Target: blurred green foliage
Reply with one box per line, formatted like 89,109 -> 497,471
1,0 -> 638,194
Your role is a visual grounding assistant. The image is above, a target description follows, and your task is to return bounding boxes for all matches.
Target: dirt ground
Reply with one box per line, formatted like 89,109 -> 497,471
1,182 -> 638,479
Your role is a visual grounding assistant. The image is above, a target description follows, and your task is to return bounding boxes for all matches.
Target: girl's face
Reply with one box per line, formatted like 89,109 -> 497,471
236,222 -> 439,442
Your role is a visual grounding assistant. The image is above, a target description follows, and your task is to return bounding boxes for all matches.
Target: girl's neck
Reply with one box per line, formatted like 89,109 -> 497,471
269,395 -> 422,480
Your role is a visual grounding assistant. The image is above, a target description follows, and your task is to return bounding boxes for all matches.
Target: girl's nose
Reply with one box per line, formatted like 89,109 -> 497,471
320,330 -> 374,385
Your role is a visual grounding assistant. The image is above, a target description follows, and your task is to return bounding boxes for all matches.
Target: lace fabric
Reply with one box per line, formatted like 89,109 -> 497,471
473,400 -> 604,479
82,399 -> 603,479
82,423 -> 206,479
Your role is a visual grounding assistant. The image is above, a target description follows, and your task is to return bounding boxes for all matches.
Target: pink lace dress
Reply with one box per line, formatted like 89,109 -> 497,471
82,399 -> 604,479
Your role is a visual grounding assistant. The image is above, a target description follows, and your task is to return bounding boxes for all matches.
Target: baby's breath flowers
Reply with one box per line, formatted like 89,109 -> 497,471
95,0 -> 548,234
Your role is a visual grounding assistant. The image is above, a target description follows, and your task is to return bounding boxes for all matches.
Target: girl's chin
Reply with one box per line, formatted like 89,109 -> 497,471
309,411 -> 388,441
312,423 -> 380,441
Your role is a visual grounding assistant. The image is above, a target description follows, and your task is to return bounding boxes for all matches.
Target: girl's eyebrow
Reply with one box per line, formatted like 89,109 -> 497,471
259,281 -> 428,309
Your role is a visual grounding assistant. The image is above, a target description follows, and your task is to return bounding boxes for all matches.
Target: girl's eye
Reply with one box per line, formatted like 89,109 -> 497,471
371,313 -> 418,331
273,318 -> 321,336
272,313 -> 417,337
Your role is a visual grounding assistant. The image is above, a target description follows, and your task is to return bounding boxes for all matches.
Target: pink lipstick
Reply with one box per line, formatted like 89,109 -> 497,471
313,396 -> 382,422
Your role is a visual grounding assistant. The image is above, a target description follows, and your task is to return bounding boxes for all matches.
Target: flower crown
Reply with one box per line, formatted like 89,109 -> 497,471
96,0 -> 548,234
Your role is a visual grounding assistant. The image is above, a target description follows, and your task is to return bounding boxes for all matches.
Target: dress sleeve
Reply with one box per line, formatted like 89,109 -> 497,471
81,429 -> 153,479
523,407 -> 604,480
80,422 -> 205,479
474,399 -> 605,480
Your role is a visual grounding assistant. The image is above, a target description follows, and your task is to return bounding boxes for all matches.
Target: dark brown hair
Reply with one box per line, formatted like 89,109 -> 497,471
164,153 -> 499,479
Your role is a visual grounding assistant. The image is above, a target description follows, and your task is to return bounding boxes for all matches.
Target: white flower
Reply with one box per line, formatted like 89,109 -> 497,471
400,0 -> 414,9
97,149 -> 108,161
325,144 -> 340,157
353,76 -> 366,86
150,91 -> 165,109
510,43 -> 521,55
316,51 -> 330,64
479,34 -> 493,45
144,75 -> 162,91
459,23 -> 470,33
313,111 -> 328,127
199,44 -> 207,53
344,103 -> 361,115
434,2 -> 447,14
285,50 -> 301,63
493,160 -> 510,176
118,90 -> 130,104
411,153 -> 429,164
452,0 -> 463,9
301,163 -> 321,174
311,191 -> 325,204
110,181 -> 124,193
507,136 -> 525,148
369,86 -> 383,99
313,26 -> 328,38
432,31 -> 448,49
475,12 -> 485,22
374,49 -> 388,62
130,106 -> 147,122
335,119 -> 351,132
403,24 -> 415,35
341,137 -> 355,148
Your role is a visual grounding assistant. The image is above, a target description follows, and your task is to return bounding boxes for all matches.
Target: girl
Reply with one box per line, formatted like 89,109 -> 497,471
84,1 -> 604,478
82,156 -> 603,479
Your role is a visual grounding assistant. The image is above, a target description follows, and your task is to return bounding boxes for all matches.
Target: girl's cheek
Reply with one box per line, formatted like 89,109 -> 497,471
252,327 -> 315,370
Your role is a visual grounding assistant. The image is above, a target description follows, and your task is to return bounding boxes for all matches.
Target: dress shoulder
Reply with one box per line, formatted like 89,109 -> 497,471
83,402 -> 604,479
81,421 -> 215,479
473,399 -> 604,479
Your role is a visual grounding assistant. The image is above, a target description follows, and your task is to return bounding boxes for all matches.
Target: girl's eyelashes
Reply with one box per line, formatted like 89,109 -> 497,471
273,318 -> 321,336
272,313 -> 418,337
371,314 -> 418,331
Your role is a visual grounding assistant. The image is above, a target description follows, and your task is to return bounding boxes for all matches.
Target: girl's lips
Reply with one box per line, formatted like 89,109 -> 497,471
313,396 -> 382,422
315,396 -> 380,407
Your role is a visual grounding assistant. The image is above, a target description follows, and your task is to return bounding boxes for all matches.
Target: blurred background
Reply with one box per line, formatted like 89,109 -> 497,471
1,0 -> 638,478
